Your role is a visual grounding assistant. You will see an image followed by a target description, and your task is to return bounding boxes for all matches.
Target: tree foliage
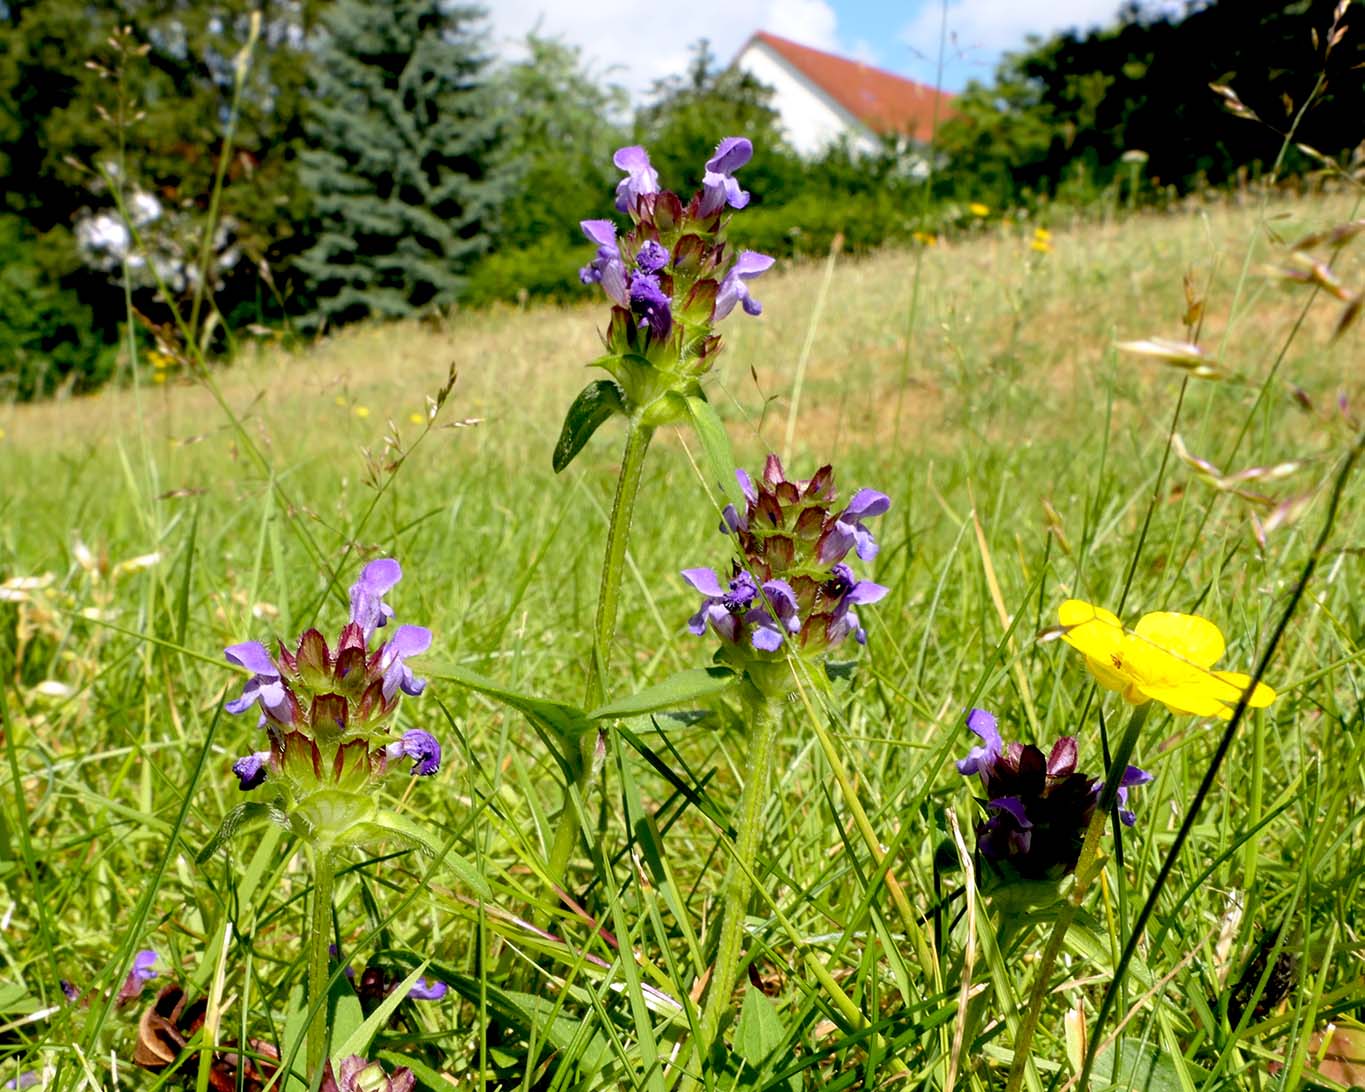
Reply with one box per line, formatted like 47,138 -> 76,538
297,0 -> 507,327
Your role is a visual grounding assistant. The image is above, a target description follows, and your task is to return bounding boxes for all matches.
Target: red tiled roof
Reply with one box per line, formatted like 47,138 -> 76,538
746,31 -> 952,143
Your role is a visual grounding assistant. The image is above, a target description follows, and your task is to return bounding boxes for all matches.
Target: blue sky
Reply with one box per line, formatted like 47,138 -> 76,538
486,0 -> 1172,98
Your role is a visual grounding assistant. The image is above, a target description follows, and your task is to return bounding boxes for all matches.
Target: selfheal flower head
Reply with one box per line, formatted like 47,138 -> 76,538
219,558 -> 444,852
1058,600 -> 1276,718
957,707 -> 1150,883
684,457 -> 891,676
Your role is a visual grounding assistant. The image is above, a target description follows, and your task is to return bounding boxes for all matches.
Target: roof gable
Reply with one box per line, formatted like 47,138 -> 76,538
745,31 -> 952,143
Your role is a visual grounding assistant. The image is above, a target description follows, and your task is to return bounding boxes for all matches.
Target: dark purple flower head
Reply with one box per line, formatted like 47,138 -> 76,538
613,145 -> 660,214
957,708 -> 1150,881
713,250 -> 775,321
349,558 -> 401,641
117,949 -> 158,1005
233,750 -> 270,790
629,272 -> 673,341
407,977 -> 448,1001
635,239 -> 670,274
387,729 -> 441,776
224,641 -> 293,726
378,624 -> 431,700
698,136 -> 754,217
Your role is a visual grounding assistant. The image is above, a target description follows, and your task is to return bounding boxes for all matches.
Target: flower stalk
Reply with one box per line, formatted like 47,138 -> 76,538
698,690 -> 778,1056
307,850 -> 337,1077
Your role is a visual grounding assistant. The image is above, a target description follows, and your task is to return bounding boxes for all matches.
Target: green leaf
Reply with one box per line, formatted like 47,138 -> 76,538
429,662 -> 590,745
734,986 -> 784,1066
553,378 -> 624,473
589,667 -> 737,720
367,809 -> 490,898
683,392 -> 737,505
195,802 -> 284,864
1091,1040 -> 1190,1091
333,961 -> 429,1064
327,973 -> 364,1066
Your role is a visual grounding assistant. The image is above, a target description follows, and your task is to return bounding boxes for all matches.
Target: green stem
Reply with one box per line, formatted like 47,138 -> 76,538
545,421 -> 654,891
1003,702 -> 1150,1092
307,850 -> 336,1078
698,695 -> 778,1056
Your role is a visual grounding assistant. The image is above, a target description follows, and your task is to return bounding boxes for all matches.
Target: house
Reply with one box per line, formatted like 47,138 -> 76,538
733,31 -> 952,159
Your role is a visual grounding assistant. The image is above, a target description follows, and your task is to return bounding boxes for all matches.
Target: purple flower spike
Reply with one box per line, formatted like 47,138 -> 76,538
629,272 -> 673,341
613,145 -> 660,214
117,949 -> 158,1004
713,250 -> 775,321
387,729 -> 441,776
233,751 -> 270,790
349,558 -> 402,640
379,625 -> 432,700
224,641 -> 293,725
635,240 -> 669,274
407,977 -> 448,1001
699,136 -> 754,217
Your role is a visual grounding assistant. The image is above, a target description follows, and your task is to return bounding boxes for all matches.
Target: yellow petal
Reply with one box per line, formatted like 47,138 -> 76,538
1210,671 -> 1276,709
1133,611 -> 1226,669
1059,600 -> 1125,662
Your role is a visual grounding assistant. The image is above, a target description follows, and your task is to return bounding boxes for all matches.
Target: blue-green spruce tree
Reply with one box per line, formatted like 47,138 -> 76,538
299,0 -> 506,327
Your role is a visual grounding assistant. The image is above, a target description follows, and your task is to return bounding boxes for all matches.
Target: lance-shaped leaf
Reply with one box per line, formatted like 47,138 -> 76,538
368,809 -> 490,898
683,392 -> 738,506
553,378 -> 625,473
589,667 -> 737,721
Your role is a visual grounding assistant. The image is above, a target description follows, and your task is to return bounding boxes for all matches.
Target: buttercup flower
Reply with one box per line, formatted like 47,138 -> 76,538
1058,600 -> 1276,718
957,707 -> 1151,881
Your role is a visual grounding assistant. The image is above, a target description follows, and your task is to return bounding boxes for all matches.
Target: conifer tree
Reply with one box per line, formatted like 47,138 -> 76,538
298,0 -> 505,327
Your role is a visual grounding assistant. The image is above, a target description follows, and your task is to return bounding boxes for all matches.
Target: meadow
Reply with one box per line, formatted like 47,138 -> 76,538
1,190 -> 1363,1090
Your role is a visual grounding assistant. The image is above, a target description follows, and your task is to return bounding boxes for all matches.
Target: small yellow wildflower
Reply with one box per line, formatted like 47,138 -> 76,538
1030,227 -> 1053,254
1058,599 -> 1275,718
912,230 -> 939,247
0,426 -> 6,441
409,412 -> 425,426
353,405 -> 370,419
969,202 -> 990,217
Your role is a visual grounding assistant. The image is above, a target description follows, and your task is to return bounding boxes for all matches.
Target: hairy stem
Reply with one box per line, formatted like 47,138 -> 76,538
699,695 -> 778,1055
546,421 -> 654,891
307,850 -> 336,1078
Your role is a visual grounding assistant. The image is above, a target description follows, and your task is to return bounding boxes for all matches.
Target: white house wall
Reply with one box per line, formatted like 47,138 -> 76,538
736,43 -> 880,158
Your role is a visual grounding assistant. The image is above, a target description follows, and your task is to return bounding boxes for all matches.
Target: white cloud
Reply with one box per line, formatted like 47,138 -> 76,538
767,0 -> 840,52
484,0 -> 841,99
899,0 -> 1128,67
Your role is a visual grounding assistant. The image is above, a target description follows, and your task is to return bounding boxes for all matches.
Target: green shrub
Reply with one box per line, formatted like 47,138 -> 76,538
464,237 -> 594,308
0,218 -> 118,401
